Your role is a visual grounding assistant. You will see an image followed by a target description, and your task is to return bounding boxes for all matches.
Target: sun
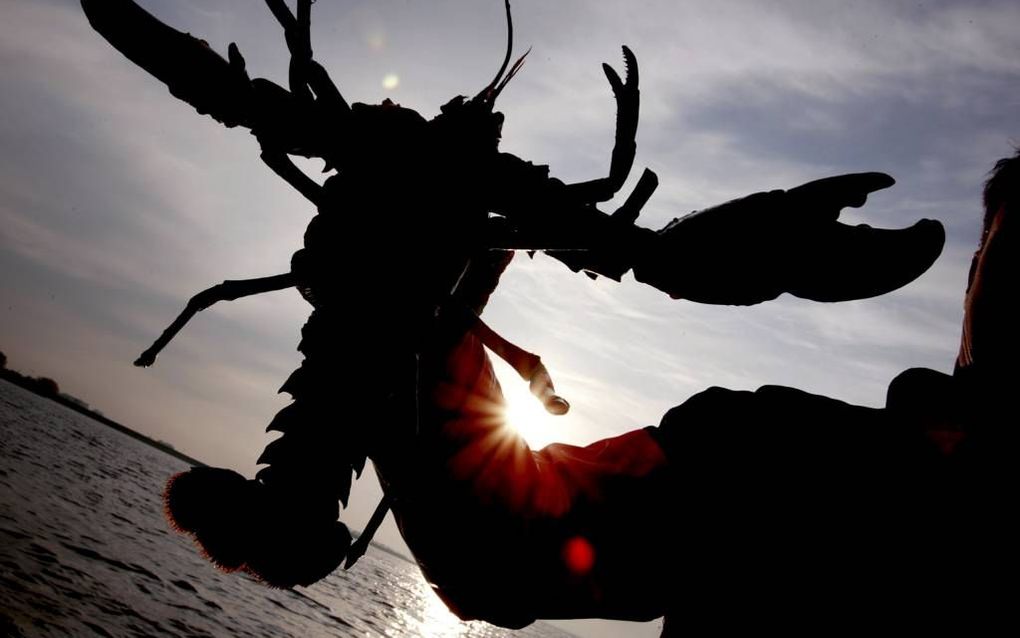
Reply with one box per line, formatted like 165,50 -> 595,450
491,358 -> 564,450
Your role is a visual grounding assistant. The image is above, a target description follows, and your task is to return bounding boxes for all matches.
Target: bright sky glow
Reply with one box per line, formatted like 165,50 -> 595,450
492,358 -> 566,450
365,31 -> 386,52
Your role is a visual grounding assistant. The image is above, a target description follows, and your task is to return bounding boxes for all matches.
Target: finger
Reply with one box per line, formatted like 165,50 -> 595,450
544,395 -> 571,416
529,365 -> 570,415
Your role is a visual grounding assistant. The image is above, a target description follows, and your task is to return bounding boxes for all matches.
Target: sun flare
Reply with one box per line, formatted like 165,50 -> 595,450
492,359 -> 564,450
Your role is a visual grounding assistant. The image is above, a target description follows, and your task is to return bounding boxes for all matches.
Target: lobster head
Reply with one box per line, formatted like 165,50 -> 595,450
429,0 -> 529,153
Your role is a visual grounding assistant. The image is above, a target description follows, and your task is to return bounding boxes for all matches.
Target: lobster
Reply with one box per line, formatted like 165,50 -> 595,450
81,0 -> 951,632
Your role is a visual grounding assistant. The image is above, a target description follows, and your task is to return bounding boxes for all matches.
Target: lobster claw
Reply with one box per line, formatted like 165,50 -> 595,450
632,172 -> 946,305
81,0 -> 255,128
565,46 -> 640,204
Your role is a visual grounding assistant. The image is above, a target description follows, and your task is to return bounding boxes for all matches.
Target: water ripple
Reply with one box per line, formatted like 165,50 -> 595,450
0,380 -> 574,638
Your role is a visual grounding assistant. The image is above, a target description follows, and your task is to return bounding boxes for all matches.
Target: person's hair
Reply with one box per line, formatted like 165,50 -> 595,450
982,147 -> 1019,234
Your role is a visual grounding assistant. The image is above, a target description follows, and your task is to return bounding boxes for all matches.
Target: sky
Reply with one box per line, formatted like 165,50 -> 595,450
1,1 -> 1017,636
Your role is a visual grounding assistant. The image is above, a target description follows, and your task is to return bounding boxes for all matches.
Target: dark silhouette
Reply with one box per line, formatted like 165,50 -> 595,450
32,377 -> 60,397
654,151 -> 1018,634
80,0 -> 963,633
0,355 -> 60,398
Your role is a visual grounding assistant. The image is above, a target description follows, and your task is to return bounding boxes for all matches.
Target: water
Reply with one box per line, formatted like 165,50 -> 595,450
0,380 -> 573,638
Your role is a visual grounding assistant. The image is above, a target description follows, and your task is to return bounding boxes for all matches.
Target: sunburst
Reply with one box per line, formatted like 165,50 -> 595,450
491,358 -> 563,450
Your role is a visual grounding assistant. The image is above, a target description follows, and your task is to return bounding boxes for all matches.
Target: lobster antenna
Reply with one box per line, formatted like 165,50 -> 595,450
476,0 -> 515,103
489,47 -> 531,102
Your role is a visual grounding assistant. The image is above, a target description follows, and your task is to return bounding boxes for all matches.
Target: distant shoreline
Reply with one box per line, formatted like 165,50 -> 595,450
0,375 -> 205,467
0,376 -> 415,565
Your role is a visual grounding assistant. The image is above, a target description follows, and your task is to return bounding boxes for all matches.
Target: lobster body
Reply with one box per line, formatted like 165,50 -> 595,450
250,101 -> 496,577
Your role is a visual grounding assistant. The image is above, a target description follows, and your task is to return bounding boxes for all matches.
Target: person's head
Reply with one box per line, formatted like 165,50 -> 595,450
956,149 -> 1019,391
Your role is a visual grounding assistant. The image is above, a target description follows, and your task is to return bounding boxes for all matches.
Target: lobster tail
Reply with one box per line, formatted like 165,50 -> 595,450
261,309 -> 371,505
245,518 -> 351,588
163,198 -> 383,587
240,302 -> 373,585
164,467 -> 254,571
164,466 -> 352,587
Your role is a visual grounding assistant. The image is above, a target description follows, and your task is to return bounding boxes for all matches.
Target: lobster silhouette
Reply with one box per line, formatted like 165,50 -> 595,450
82,0 -> 954,632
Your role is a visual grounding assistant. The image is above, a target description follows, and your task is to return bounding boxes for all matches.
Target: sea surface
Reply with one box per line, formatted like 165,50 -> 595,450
0,380 -> 574,638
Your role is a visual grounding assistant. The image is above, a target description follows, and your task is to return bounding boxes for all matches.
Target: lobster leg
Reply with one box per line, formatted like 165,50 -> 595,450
264,0 -> 310,58
260,150 -> 324,205
135,273 -> 296,367
260,0 -> 348,178
546,167 -> 661,280
612,168 -> 659,224
264,0 -> 350,116
264,0 -> 313,101
306,61 -> 351,114
344,495 -> 393,569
